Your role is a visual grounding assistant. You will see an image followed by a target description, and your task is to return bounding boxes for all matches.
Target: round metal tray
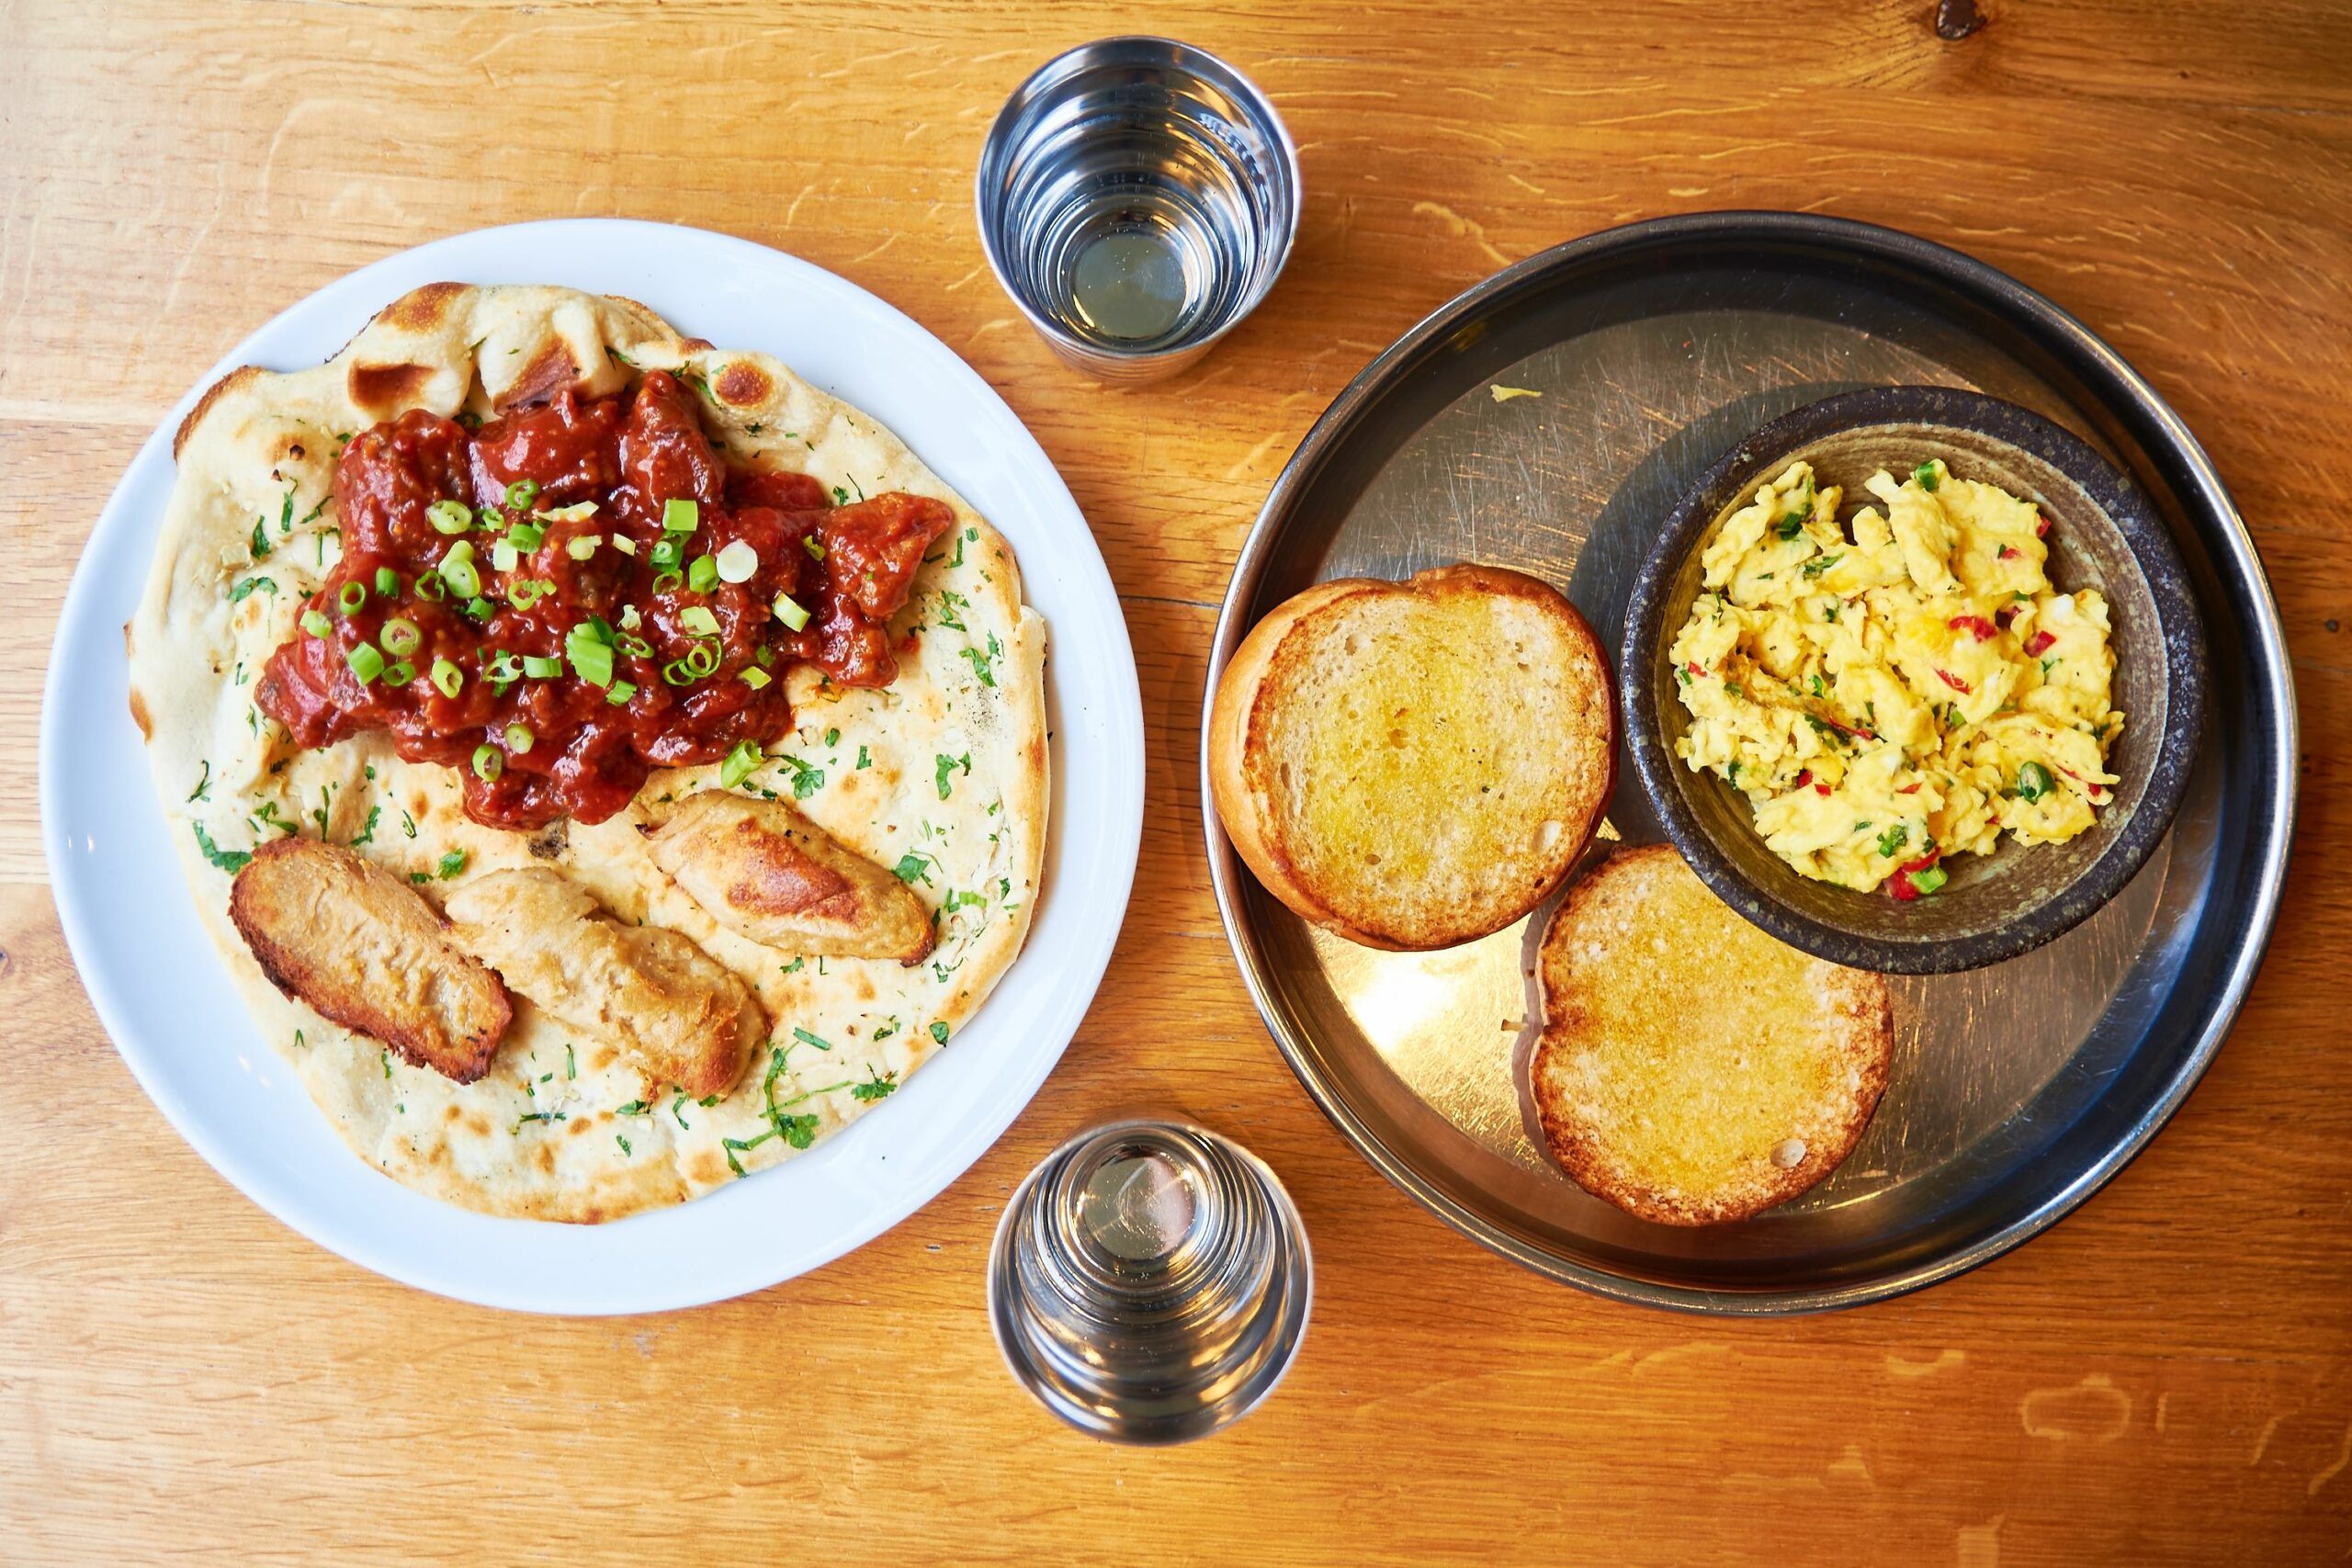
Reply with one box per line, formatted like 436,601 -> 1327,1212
1200,212 -> 2297,1313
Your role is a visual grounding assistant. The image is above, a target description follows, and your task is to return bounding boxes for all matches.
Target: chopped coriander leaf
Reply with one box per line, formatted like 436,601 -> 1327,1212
824,728 -> 840,748
933,751 -> 970,799
350,804 -> 381,846
616,1134 -> 632,1156
228,575 -> 276,604
249,517 -> 273,558
851,1068 -> 898,1102
436,849 -> 468,879
781,956 -> 806,975
893,852 -> 933,886
855,745 -> 872,770
792,1026 -> 833,1052
187,761 -> 211,803
192,821 -> 251,874
929,1021 -> 949,1045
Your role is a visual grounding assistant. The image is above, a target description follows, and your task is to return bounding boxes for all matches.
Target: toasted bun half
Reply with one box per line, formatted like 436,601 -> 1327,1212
1208,564 -> 1614,951
1531,844 -> 1894,1225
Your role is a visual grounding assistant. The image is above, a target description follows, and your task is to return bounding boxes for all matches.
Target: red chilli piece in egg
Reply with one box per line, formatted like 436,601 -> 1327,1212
2023,630 -> 2056,657
1936,668 -> 1973,694
1947,615 -> 1998,640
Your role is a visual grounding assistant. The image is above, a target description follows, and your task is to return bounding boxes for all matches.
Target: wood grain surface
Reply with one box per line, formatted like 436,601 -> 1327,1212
4,1 -> 2348,1562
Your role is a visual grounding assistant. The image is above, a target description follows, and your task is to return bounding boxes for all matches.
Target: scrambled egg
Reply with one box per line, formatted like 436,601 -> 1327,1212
1668,458 -> 2124,896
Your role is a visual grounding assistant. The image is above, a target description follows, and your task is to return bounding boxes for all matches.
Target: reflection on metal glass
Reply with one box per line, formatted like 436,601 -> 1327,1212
976,37 -> 1300,383
988,1119 -> 1310,1444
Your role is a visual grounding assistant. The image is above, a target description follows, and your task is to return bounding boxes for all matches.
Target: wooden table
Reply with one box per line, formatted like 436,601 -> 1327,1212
5,2 -> 2346,1561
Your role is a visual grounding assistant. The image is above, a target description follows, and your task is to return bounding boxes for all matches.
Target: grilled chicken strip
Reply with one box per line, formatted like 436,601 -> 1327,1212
642,791 -> 935,964
445,868 -> 763,1100
228,836 -> 512,1082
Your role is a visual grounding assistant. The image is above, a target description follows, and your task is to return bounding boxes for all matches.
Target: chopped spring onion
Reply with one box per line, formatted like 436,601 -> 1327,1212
650,570 -> 684,594
346,643 -> 386,684
610,535 -> 638,557
605,679 -> 637,705
461,595 -> 494,623
507,579 -> 550,610
752,643 -> 775,668
618,603 -> 642,631
380,660 -> 414,686
439,541 -> 481,599
508,522 -> 546,553
2016,761 -> 2055,802
379,617 -> 423,657
503,479 -> 539,511
679,604 -> 720,637
566,632 -> 616,688
522,654 -> 563,679
741,666 -> 771,690
684,639 -> 720,677
426,499 -> 474,536
413,571 -> 447,601
336,581 -> 368,614
1910,863 -> 1950,896
491,540 -> 521,572
538,502 -> 597,524
471,744 -> 503,781
719,739 -> 763,789
802,534 -> 827,562
429,658 -> 463,698
374,566 -> 400,598
1914,461 -> 1940,491
503,723 -> 536,754
615,631 -> 653,658
479,505 -> 507,531
484,651 -> 523,682
648,537 -> 684,571
300,608 -> 334,638
566,534 -> 602,561
662,499 -> 699,534
772,592 -> 810,631
688,549 -> 718,590
716,540 -> 758,582
660,658 -> 695,686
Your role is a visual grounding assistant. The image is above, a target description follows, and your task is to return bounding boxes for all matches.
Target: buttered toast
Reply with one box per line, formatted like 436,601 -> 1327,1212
1208,564 -> 1614,951
1531,844 -> 1893,1224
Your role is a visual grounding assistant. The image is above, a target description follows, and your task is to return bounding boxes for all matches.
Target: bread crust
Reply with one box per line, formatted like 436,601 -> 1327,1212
1531,844 -> 1893,1224
1208,564 -> 1615,951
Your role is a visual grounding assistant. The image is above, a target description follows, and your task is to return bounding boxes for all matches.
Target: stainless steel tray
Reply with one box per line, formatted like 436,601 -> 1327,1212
1200,212 -> 2297,1313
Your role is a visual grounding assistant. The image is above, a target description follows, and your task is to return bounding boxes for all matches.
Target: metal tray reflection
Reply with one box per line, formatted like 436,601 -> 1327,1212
1201,212 -> 2296,1312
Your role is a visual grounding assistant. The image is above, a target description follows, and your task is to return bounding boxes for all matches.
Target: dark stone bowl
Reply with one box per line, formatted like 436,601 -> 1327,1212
1620,387 -> 2206,975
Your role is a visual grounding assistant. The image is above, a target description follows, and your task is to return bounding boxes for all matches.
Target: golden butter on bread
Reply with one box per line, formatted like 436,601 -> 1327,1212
1531,844 -> 1892,1224
1209,564 -> 1614,951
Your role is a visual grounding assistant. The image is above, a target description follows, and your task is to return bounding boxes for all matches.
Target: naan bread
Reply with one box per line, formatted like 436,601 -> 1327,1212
128,283 -> 1049,1222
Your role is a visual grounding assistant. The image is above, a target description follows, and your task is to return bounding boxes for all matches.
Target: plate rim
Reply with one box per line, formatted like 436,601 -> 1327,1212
42,217 -> 1146,1314
1200,209 -> 2298,1314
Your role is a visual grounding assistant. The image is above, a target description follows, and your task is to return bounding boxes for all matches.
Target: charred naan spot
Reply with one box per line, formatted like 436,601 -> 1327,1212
852,973 -> 876,1002
526,819 -> 569,860
725,820 -> 859,918
714,362 -> 771,407
688,1154 -> 726,1186
567,1116 -> 589,1137
444,1104 -> 462,1122
497,342 -> 582,411
589,1045 -> 620,1071
381,281 -> 468,332
173,365 -> 264,458
677,336 -> 714,354
348,361 -> 434,416
127,685 -> 152,741
534,1143 -> 556,1174
426,1141 -> 449,1167
465,1113 -> 492,1138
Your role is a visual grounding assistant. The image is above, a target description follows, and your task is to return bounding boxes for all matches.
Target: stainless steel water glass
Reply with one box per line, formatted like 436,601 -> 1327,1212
975,38 -> 1300,383
988,1119 -> 1312,1444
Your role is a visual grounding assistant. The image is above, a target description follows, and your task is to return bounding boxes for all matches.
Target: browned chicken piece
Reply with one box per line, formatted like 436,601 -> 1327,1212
444,869 -> 763,1100
227,836 -> 512,1082
641,792 -> 936,964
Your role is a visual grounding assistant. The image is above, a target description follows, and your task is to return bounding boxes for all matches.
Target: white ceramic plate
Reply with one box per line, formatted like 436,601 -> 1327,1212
41,220 -> 1144,1314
